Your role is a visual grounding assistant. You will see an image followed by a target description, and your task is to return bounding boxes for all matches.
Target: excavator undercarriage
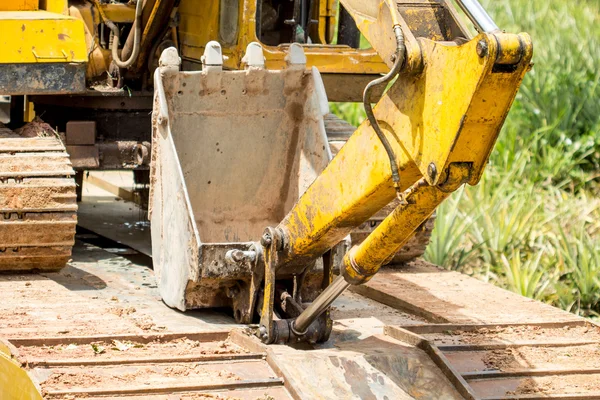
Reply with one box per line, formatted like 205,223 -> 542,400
0,125 -> 77,272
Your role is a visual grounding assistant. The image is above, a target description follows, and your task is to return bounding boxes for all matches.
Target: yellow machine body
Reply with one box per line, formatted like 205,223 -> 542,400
177,0 -> 387,74
279,32 -> 533,269
0,11 -> 86,64
0,341 -> 42,400
0,1 -> 87,94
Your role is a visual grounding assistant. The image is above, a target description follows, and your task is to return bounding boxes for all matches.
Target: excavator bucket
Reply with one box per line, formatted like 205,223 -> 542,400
150,43 -> 332,322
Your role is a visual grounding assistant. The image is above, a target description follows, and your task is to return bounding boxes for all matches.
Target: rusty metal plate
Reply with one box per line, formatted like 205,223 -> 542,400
386,322 -> 600,400
0,63 -> 86,95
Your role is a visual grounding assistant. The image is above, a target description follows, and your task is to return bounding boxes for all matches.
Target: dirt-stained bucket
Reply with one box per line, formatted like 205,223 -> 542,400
150,42 -> 331,322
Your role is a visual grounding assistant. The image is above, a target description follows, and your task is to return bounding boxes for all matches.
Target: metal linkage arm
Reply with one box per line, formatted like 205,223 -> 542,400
290,167 -> 468,335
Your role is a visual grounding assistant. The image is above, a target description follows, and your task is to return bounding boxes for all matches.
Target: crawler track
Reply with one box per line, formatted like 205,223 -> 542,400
10,331 -> 288,399
1,235 -> 592,399
386,322 -> 600,400
0,136 -> 77,271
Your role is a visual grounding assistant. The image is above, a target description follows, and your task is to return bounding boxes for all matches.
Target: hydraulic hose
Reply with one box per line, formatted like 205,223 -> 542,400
91,0 -> 144,69
362,23 -> 405,199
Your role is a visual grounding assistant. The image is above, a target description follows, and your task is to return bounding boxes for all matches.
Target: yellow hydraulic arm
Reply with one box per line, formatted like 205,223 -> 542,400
257,0 -> 533,344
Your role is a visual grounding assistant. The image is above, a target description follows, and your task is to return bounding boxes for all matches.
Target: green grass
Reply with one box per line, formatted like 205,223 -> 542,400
331,0 -> 600,318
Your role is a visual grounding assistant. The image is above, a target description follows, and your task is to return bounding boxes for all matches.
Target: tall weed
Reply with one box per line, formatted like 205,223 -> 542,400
330,0 -> 599,318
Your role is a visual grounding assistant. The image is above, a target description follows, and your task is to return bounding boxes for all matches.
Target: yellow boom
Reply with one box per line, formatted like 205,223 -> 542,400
256,0 -> 533,344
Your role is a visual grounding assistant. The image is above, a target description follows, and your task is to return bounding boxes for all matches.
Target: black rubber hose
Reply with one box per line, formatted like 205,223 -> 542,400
362,25 -> 405,196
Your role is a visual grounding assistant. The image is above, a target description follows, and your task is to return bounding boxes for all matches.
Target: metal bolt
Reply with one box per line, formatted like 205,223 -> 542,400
258,325 -> 269,343
225,249 -> 256,263
476,40 -> 488,57
260,232 -> 272,247
427,162 -> 438,182
390,54 -> 397,63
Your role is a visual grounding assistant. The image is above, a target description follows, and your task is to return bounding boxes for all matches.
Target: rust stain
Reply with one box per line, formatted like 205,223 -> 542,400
58,33 -> 69,41
21,24 -> 25,32
341,358 -> 378,400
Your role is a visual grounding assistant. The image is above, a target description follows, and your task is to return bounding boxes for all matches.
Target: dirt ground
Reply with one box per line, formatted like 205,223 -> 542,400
43,363 -> 243,391
507,374 -> 600,396
0,118 -> 57,138
482,343 -> 600,371
426,324 -> 600,345
18,337 -> 247,361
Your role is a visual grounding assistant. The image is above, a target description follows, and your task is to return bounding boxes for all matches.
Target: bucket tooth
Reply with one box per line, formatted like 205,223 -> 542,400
202,40 -> 224,71
242,42 -> 266,69
285,42 -> 307,68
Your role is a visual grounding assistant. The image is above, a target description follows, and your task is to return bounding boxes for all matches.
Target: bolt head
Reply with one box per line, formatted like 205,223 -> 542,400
260,233 -> 272,247
476,40 -> 488,57
258,325 -> 270,343
427,162 -> 438,181
230,250 -> 244,262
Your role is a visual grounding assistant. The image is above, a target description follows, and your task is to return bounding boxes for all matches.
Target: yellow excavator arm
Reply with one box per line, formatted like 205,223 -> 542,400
255,0 -> 533,344
146,0 -> 532,346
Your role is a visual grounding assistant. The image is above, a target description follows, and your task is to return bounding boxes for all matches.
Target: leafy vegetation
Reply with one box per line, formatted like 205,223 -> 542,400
331,0 -> 600,318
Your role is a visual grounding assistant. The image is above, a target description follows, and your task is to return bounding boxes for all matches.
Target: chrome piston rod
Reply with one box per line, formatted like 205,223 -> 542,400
292,275 -> 350,334
456,0 -> 499,33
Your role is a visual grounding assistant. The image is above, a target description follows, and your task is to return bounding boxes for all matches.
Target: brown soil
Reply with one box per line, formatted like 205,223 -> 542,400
427,324 -> 600,345
44,371 -> 103,388
507,374 -> 600,396
19,338 -> 247,361
132,314 -> 164,332
181,395 -> 242,400
0,276 -> 135,337
13,117 -> 57,138
178,394 -> 275,400
483,344 -> 600,371
43,362 -> 244,390
108,306 -> 137,317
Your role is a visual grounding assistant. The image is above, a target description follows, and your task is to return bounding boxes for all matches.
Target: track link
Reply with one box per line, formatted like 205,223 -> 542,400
0,136 -> 77,272
9,331 -> 288,399
387,321 -> 600,400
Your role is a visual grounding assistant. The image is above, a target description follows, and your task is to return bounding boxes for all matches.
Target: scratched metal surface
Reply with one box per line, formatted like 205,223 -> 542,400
0,63 -> 86,95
